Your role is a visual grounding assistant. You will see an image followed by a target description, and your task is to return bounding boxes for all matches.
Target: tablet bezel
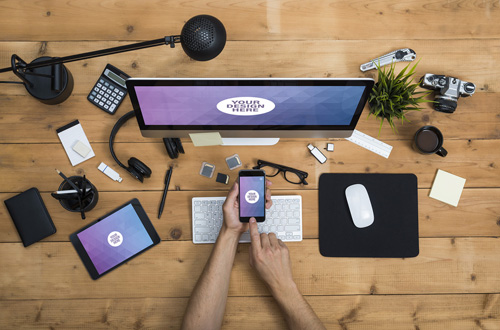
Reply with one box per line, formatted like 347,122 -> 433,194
69,198 -> 161,280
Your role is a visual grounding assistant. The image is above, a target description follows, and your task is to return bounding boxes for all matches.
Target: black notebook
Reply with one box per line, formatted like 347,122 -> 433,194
319,173 -> 419,258
4,187 -> 56,247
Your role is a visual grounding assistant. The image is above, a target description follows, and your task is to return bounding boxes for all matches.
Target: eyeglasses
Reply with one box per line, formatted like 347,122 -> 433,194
253,159 -> 308,185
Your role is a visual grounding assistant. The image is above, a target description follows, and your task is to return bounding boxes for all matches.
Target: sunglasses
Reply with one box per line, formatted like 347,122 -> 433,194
253,159 -> 308,185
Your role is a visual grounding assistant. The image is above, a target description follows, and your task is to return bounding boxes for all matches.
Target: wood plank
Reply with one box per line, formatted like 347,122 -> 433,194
1,39 -> 498,94
1,188 -> 499,244
0,294 -> 498,329
1,238 -> 500,299
0,139 -> 498,192
0,91 -> 498,143
0,0 -> 499,41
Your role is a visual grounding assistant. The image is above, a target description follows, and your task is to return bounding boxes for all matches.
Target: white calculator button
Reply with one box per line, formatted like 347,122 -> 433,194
113,99 -> 119,104
112,92 -> 117,97
93,98 -> 99,103
110,104 -> 116,112
96,94 -> 101,99
118,91 -> 124,96
106,89 -> 112,94
104,105 -> 109,109
116,95 -> 122,100
94,87 -> 99,92
106,101 -> 111,105
99,101 -> 104,106
99,90 -> 104,95
97,83 -> 102,88
114,88 -> 119,93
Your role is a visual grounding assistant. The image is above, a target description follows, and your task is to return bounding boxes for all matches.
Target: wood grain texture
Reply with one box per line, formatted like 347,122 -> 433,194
0,0 -> 499,41
1,188 -> 499,243
1,0 -> 499,328
1,39 -> 499,93
0,294 -> 498,330
0,139 -> 498,193
0,91 -> 498,143
1,238 -> 500,300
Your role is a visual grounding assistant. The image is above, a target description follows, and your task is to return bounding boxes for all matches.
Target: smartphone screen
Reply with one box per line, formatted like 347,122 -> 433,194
239,170 -> 266,222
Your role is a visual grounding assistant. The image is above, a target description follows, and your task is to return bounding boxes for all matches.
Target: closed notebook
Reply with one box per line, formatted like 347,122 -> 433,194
4,187 -> 56,247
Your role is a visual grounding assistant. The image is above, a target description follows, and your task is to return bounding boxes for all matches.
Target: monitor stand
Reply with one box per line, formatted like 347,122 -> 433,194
221,138 -> 280,146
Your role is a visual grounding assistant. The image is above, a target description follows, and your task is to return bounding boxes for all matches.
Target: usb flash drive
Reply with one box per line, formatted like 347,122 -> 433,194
98,162 -> 123,182
307,144 -> 327,164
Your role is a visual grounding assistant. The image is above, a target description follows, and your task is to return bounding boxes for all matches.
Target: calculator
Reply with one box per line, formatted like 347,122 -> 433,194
88,64 -> 130,114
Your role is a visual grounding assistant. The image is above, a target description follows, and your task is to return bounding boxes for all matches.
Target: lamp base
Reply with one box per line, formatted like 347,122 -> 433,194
23,57 -> 74,105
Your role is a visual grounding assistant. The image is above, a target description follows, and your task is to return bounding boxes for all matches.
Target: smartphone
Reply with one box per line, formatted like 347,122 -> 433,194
238,169 -> 266,222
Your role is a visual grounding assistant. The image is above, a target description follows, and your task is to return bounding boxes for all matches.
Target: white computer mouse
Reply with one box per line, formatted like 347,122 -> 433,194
345,184 -> 374,228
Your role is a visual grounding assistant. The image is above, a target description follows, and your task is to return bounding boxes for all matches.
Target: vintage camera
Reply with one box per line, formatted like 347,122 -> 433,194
420,74 -> 476,113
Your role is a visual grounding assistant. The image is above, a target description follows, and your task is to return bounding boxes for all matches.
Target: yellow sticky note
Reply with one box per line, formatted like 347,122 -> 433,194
189,132 -> 223,147
429,169 -> 466,207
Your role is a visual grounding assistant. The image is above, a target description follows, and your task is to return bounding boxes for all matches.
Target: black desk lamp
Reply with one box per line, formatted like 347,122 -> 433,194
0,15 -> 226,105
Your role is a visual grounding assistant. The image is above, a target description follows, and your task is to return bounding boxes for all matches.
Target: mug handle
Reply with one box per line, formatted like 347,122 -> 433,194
437,146 -> 448,157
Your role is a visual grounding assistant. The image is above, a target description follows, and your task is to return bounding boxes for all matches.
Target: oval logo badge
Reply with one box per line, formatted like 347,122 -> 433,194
216,97 -> 275,116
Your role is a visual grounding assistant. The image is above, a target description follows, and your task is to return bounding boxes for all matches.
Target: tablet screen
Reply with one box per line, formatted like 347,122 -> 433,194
76,203 -> 154,275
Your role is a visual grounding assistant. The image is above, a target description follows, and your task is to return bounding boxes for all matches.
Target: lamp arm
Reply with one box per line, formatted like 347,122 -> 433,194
0,35 -> 180,73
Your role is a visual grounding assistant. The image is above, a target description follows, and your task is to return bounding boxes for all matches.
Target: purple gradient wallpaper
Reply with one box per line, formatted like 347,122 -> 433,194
77,204 -> 153,274
135,85 -> 365,126
239,176 -> 265,218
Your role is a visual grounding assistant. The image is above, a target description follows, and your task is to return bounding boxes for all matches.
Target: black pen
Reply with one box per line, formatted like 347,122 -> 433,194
55,168 -> 85,219
158,166 -> 173,219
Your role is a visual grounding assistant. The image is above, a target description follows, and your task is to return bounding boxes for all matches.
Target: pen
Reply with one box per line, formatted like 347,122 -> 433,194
53,188 -> 91,194
55,169 -> 85,219
158,166 -> 173,219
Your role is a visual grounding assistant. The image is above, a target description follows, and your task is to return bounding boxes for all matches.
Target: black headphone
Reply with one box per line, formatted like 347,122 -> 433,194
109,111 -> 185,182
109,111 -> 152,182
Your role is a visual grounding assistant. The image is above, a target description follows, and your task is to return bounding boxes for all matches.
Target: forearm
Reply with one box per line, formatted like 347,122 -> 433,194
181,227 -> 240,330
272,283 -> 326,330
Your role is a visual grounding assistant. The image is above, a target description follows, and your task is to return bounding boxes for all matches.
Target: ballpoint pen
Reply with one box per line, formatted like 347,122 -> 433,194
158,166 -> 173,219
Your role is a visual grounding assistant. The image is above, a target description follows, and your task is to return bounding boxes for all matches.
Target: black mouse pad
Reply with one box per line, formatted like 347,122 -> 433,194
319,173 -> 419,258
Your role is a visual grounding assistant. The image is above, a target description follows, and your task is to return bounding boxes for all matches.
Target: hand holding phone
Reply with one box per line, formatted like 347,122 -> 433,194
238,170 -> 266,222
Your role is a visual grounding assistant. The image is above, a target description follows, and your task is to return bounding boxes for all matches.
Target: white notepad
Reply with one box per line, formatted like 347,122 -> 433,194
56,120 -> 95,166
429,169 -> 466,207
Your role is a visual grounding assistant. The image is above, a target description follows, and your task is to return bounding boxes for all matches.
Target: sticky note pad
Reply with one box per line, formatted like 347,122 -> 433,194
189,132 -> 223,147
429,169 -> 466,207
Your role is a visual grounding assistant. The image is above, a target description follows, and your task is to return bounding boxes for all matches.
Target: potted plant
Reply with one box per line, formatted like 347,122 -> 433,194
368,61 -> 432,133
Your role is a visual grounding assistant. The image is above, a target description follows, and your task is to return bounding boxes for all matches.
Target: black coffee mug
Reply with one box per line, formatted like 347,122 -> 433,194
413,125 -> 447,157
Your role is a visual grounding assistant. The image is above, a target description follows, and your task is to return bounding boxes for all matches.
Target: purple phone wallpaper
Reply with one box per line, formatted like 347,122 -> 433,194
135,85 -> 365,126
239,176 -> 265,218
77,204 -> 153,274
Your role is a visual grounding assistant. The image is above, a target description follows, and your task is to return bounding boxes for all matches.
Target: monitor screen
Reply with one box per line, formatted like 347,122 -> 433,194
127,78 -> 374,139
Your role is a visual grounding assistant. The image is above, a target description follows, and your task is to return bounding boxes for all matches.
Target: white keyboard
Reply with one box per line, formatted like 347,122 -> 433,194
192,195 -> 302,244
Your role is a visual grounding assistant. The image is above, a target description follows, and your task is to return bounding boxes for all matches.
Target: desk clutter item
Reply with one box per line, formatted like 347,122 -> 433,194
225,154 -> 242,170
345,130 -> 393,159
88,64 -> 130,114
413,126 -> 447,157
319,173 -> 419,258
200,162 -> 215,178
420,74 -> 475,113
216,173 -> 229,184
307,144 -> 327,164
192,195 -> 302,244
57,120 -> 95,166
53,174 -> 98,219
98,162 -> 122,182
189,132 -> 223,146
429,169 -> 466,207
360,48 -> 416,72
4,188 -> 56,247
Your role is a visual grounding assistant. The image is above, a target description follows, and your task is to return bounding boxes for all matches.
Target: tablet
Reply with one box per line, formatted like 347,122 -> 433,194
70,199 -> 161,279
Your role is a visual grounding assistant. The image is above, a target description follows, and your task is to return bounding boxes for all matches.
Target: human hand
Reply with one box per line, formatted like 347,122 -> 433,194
248,218 -> 296,294
222,180 -> 273,238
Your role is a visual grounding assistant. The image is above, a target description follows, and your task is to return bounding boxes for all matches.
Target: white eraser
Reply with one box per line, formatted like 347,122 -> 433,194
72,140 -> 91,158
98,162 -> 123,182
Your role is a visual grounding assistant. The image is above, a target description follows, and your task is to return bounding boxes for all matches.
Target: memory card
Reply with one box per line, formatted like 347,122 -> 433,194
225,154 -> 242,170
200,162 -> 215,178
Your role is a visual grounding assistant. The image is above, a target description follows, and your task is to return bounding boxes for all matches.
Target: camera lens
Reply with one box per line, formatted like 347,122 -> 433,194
434,98 -> 457,113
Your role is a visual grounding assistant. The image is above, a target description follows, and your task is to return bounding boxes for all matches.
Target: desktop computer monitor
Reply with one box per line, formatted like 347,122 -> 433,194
126,78 -> 374,145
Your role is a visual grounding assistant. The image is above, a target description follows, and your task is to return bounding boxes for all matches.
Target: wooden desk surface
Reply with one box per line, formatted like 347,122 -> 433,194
1,1 -> 499,328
